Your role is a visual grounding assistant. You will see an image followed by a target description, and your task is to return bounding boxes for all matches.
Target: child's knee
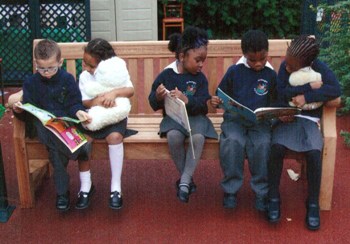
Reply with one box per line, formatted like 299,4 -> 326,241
192,134 -> 205,144
106,132 -> 123,144
76,141 -> 92,161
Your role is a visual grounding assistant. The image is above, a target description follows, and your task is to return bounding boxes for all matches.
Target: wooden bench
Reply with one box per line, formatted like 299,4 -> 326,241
10,39 -> 339,210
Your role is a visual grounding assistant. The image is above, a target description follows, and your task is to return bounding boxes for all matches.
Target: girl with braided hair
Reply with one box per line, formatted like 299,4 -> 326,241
266,35 -> 341,230
287,36 -> 323,110
148,26 -> 217,203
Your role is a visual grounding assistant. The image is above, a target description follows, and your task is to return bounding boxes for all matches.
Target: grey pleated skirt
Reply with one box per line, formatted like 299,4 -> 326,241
272,117 -> 323,152
159,114 -> 218,140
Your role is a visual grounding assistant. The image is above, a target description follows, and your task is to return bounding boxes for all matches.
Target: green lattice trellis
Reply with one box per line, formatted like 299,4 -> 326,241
0,104 -> 5,119
0,0 -> 90,86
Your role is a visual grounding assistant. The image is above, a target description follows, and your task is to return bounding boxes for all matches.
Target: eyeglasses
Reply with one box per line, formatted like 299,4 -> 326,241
35,66 -> 59,74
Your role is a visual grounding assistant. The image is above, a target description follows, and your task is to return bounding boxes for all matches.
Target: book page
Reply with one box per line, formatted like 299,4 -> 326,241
216,88 -> 257,123
54,116 -> 81,124
19,103 -> 55,124
254,107 -> 301,121
45,120 -> 87,153
19,103 -> 81,124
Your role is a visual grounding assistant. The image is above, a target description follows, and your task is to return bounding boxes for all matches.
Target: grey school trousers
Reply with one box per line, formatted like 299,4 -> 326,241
219,119 -> 271,197
33,118 -> 90,195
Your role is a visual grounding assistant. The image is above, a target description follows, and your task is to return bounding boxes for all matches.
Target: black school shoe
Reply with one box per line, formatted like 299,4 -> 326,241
177,184 -> 190,203
176,179 -> 197,194
305,203 -> 320,231
75,184 -> 95,210
109,191 -> 123,209
56,191 -> 70,211
267,198 -> 281,223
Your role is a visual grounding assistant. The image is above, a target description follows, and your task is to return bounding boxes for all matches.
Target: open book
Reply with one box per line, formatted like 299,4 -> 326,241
19,103 -> 87,153
217,88 -> 301,124
164,90 -> 195,159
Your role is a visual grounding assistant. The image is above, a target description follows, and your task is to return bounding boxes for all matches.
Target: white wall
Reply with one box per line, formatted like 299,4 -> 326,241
90,0 -> 116,41
90,0 -> 158,41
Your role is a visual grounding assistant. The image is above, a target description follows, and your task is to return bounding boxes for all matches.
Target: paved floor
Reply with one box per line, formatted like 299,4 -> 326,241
1,88 -> 350,243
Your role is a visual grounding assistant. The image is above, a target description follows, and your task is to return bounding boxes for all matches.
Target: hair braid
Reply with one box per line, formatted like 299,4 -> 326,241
287,35 -> 320,66
168,26 -> 208,59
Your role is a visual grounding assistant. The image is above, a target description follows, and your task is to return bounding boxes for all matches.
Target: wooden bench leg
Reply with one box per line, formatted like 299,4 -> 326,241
14,138 -> 35,208
319,105 -> 338,211
29,159 -> 50,192
13,116 -> 36,208
15,155 -> 50,208
319,136 -> 336,210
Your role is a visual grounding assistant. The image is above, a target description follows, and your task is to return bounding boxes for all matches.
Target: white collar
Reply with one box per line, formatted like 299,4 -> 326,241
236,56 -> 274,70
164,61 -> 179,74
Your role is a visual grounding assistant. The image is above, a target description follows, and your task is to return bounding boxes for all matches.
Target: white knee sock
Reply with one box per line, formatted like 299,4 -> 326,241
79,170 -> 92,192
109,143 -> 124,193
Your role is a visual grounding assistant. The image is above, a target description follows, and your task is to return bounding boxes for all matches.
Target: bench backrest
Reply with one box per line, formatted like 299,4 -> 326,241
33,39 -> 290,115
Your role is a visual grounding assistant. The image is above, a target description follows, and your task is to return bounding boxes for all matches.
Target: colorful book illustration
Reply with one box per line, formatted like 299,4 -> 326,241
164,89 -> 195,159
217,88 -> 301,123
19,103 -> 87,153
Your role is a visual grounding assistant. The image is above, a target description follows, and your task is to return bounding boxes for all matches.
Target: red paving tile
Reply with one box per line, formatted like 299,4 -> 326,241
1,87 -> 350,243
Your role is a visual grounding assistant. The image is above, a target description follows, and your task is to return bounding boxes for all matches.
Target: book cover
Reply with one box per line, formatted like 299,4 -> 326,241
164,90 -> 191,132
216,88 -> 301,123
19,103 -> 87,153
164,90 -> 195,159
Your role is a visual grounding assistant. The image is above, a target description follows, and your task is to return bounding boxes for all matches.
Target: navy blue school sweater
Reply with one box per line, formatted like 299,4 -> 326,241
149,67 -> 210,116
22,68 -> 85,118
218,63 -> 277,113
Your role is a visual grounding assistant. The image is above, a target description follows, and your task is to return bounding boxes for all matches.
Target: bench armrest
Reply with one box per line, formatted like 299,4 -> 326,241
13,114 -> 26,141
324,97 -> 341,108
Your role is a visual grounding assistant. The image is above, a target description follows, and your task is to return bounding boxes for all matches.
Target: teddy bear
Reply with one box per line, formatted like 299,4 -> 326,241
83,56 -> 131,131
288,66 -> 323,110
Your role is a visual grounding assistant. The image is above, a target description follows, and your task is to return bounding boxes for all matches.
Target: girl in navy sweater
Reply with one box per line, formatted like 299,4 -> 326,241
266,35 -> 341,230
148,26 -> 217,203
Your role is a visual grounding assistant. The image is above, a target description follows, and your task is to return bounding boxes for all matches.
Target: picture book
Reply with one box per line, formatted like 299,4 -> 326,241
164,90 -> 195,159
216,88 -> 301,124
164,91 -> 190,132
19,103 -> 87,153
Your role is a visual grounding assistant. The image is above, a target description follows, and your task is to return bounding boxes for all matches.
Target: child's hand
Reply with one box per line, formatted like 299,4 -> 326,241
156,84 -> 167,101
76,110 -> 92,123
210,96 -> 222,108
170,87 -> 188,104
98,91 -> 116,108
13,101 -> 23,113
310,81 -> 323,89
291,94 -> 306,108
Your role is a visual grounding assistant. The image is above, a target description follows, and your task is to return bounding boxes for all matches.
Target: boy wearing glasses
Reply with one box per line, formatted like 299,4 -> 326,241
12,39 -> 92,211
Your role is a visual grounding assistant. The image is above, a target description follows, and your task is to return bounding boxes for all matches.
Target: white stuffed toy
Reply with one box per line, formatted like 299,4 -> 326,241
289,66 -> 323,110
83,57 -> 132,131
